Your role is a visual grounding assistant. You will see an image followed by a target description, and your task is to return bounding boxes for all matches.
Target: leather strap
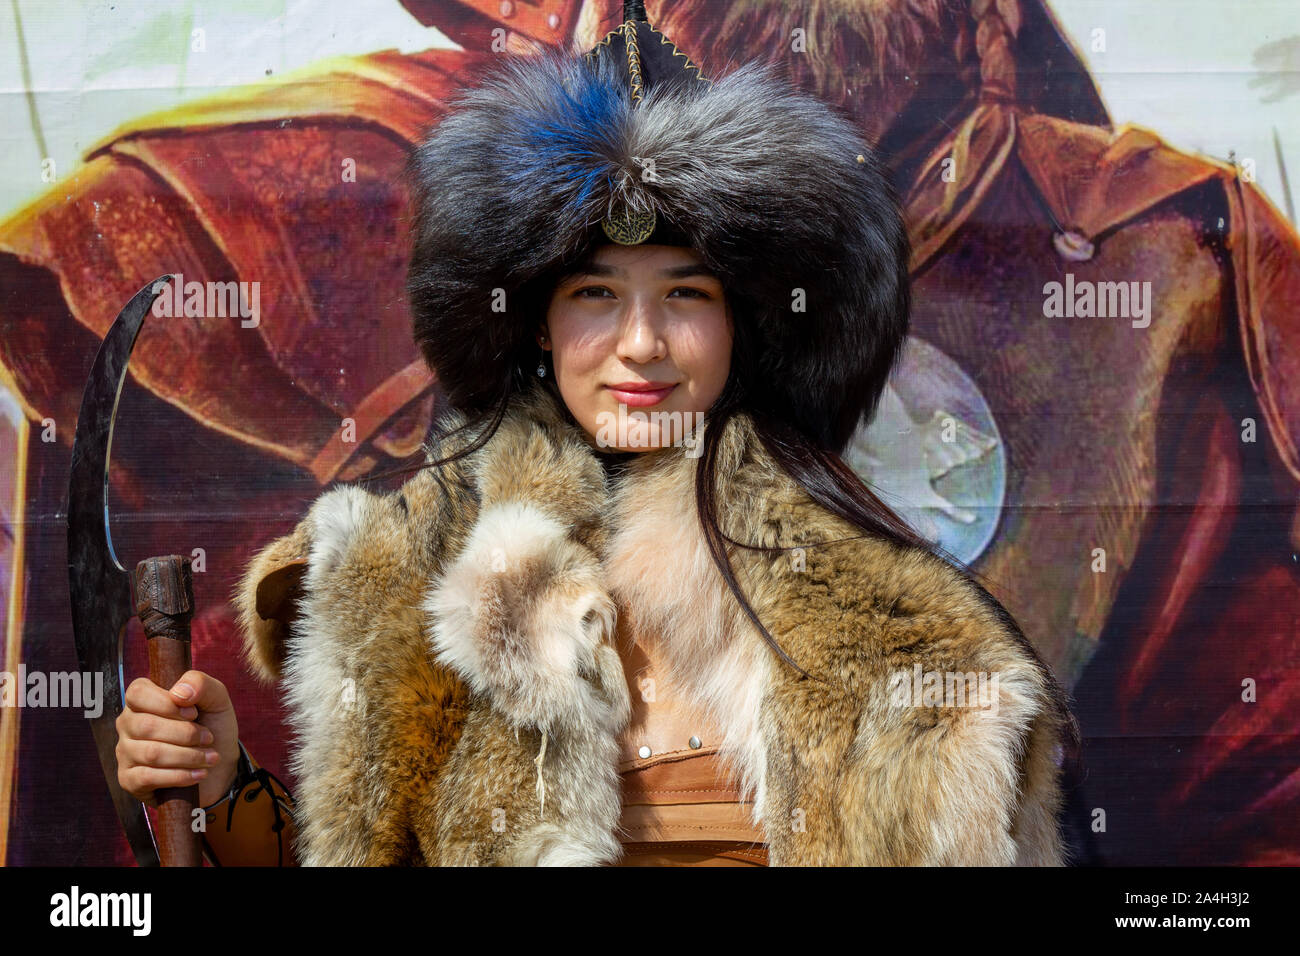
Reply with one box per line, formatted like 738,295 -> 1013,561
615,841 -> 769,866
619,750 -> 764,843
615,625 -> 768,863
200,743 -> 298,867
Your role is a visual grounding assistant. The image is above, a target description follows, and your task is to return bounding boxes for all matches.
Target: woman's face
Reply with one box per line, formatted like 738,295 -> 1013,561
540,243 -> 733,453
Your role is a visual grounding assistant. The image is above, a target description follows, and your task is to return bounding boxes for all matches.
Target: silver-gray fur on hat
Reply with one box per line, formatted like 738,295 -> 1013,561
405,43 -> 911,453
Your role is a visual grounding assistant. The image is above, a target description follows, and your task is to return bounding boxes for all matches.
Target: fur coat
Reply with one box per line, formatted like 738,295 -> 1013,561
236,381 -> 1071,865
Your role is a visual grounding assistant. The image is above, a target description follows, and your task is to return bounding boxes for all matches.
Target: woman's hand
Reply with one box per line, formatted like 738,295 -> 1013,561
115,669 -> 240,808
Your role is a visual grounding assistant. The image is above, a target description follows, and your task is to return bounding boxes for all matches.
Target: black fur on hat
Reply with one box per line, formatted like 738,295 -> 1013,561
405,25 -> 911,454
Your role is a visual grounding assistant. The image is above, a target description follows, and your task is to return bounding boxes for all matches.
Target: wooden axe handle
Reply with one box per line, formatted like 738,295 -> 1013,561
133,555 -> 202,867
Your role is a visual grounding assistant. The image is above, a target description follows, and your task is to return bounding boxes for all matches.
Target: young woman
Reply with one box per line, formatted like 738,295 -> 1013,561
115,1 -> 1076,866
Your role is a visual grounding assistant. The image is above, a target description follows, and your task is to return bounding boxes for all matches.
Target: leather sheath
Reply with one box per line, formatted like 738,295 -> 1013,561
200,746 -> 299,867
610,632 -> 769,867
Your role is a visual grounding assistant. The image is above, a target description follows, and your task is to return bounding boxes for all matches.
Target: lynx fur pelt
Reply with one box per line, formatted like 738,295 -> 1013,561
236,380 -> 1072,865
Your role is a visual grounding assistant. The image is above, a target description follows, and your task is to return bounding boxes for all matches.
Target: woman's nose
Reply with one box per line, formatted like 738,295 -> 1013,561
615,301 -> 667,365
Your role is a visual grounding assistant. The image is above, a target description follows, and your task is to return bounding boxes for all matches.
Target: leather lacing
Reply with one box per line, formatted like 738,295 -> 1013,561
206,746 -> 297,867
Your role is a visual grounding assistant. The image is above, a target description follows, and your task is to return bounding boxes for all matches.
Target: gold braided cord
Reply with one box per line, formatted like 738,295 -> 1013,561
648,25 -> 711,85
623,20 -> 645,104
582,22 -> 711,89
585,24 -> 621,54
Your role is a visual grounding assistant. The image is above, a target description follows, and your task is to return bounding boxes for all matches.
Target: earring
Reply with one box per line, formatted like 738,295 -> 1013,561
536,335 -> 547,378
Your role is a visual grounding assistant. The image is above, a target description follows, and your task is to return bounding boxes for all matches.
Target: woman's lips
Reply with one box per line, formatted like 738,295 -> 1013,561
605,384 -> 677,407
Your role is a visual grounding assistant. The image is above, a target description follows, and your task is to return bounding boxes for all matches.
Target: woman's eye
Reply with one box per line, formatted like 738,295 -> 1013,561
573,285 -> 712,299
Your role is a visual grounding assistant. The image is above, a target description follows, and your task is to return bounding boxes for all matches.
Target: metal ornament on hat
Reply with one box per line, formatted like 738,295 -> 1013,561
594,0 -> 708,246
602,202 -> 657,245
602,1 -> 655,244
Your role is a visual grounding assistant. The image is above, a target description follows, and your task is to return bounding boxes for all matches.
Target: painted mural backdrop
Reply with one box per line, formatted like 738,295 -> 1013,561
1,0 -> 1297,865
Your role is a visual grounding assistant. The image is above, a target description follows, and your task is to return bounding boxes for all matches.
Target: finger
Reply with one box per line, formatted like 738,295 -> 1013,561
167,670 -> 232,717
120,710 -> 215,748
124,677 -> 198,721
122,765 -> 210,801
120,738 -> 220,773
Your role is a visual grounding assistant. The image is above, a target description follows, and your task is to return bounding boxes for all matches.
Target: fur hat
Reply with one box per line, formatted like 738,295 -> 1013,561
405,1 -> 911,453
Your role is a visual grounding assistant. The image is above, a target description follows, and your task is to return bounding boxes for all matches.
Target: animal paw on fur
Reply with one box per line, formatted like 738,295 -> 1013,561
425,501 -> 629,736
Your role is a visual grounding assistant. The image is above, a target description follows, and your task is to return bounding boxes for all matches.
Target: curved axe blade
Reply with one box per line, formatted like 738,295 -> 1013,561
67,275 -> 173,867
